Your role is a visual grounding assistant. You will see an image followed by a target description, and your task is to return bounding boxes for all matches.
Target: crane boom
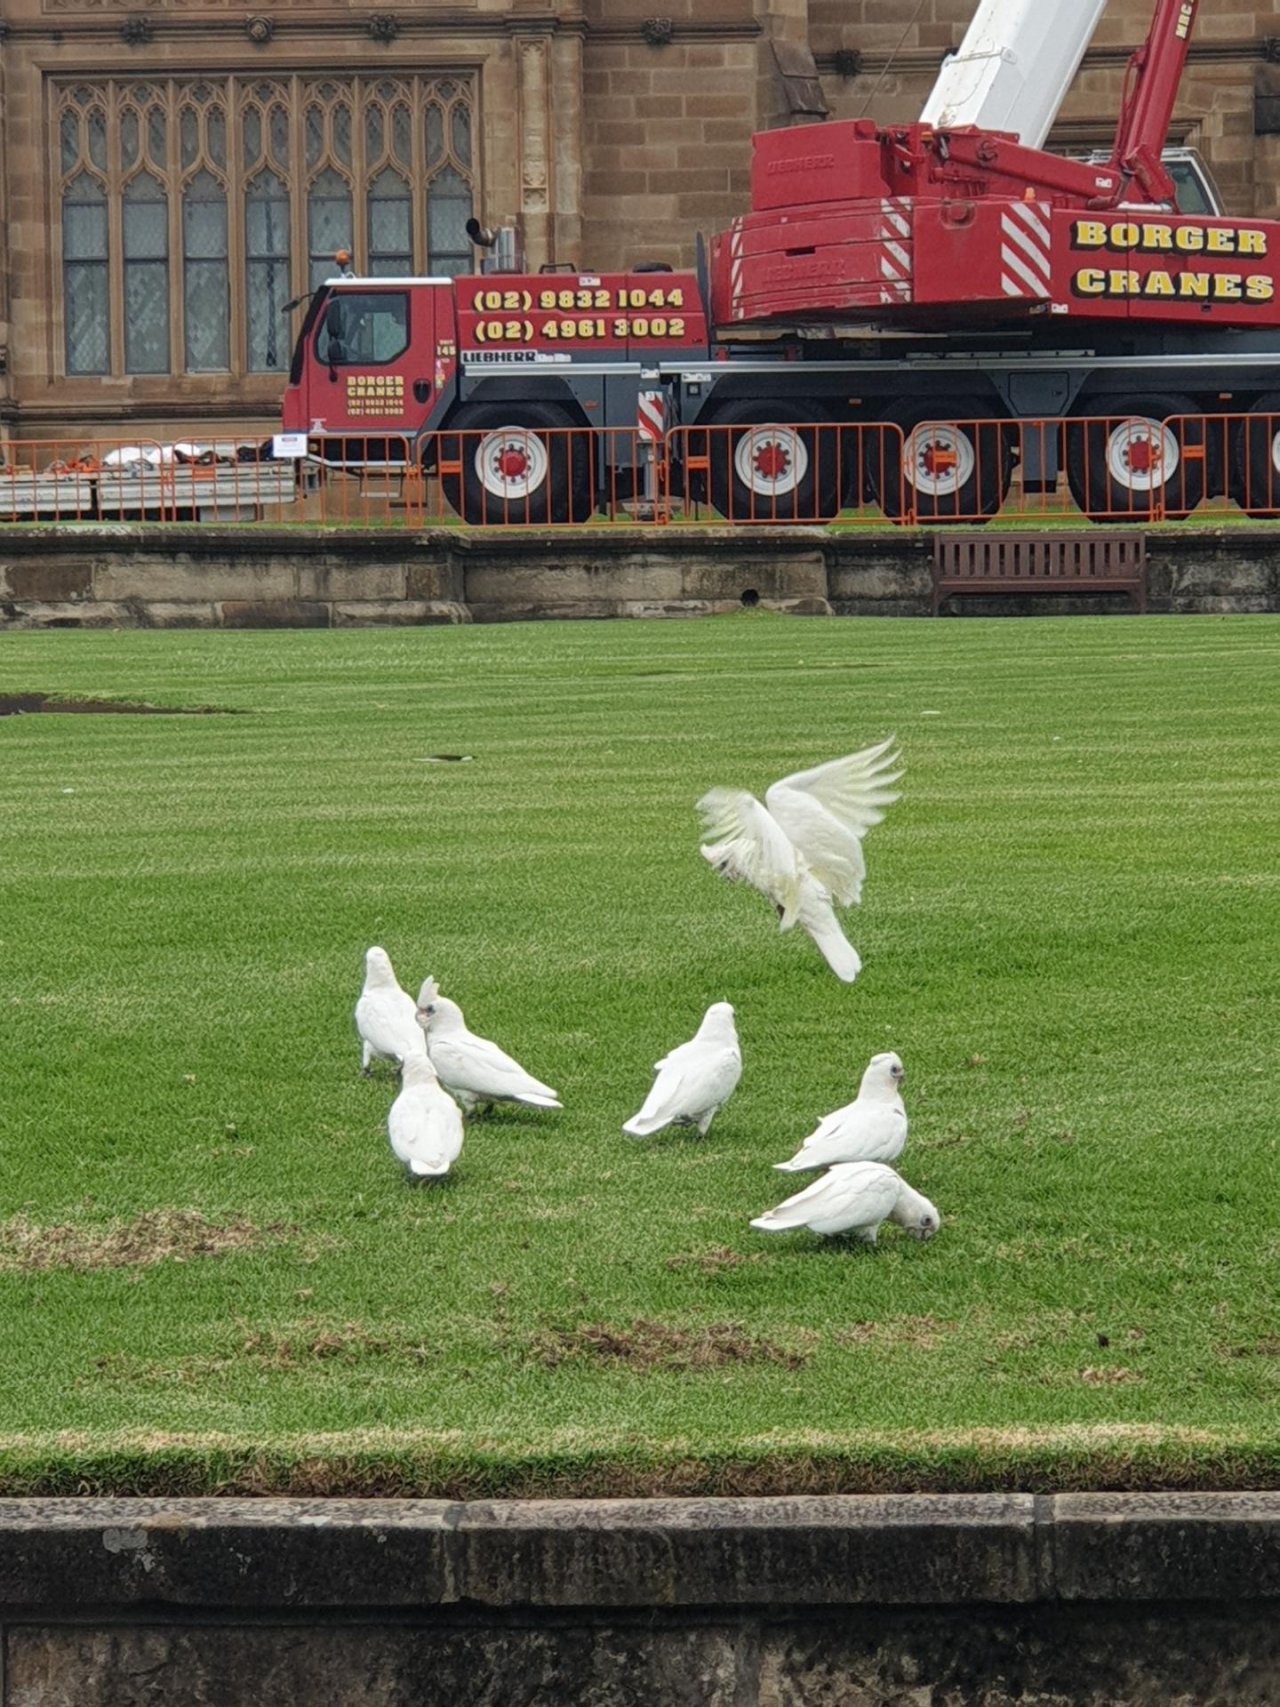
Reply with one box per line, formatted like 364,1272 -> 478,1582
920,0 -> 1109,149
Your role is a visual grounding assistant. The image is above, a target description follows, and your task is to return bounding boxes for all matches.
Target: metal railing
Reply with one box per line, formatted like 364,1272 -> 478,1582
3,412 -> 1280,529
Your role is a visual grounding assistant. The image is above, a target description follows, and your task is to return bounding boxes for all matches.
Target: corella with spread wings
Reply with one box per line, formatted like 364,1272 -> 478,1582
774,1051 -> 907,1173
622,1001 -> 742,1139
751,1161 -> 939,1245
697,737 -> 901,981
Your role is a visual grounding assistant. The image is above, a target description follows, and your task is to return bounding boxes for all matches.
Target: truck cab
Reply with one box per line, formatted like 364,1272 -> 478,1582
281,276 -> 457,466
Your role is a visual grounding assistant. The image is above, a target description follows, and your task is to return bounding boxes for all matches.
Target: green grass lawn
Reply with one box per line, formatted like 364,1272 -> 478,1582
1,613 -> 1277,1497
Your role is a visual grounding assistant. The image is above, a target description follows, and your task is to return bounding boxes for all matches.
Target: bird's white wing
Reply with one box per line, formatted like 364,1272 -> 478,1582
765,738 -> 901,905
777,1099 -> 904,1171
426,1035 -> 555,1104
625,1043 -> 740,1134
357,990 -> 426,1062
753,1162 -> 899,1234
696,787 -> 803,928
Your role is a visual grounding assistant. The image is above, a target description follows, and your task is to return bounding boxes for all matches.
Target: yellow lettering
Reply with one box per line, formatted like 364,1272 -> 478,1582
1179,272 -> 1210,297
1073,220 -> 1108,250
1144,270 -> 1176,296
1206,228 -> 1236,254
1213,274 -> 1243,298
1074,267 -> 1106,294
1108,269 -> 1141,294
1139,224 -> 1173,251
1174,226 -> 1204,252
1110,222 -> 1141,249
1246,273 -> 1275,301
1238,229 -> 1268,257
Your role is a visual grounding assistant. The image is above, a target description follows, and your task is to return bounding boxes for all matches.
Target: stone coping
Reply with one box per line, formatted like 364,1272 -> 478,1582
0,1494 -> 1277,1610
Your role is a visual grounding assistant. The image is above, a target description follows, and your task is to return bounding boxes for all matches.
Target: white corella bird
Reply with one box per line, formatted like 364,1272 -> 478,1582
775,1051 -> 907,1173
697,736 -> 901,981
414,978 -> 562,1114
355,946 -> 428,1073
387,1053 -> 464,1179
751,1161 -> 939,1244
622,1001 -> 742,1139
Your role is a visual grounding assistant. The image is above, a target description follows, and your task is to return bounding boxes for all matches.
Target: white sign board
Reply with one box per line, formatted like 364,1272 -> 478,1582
272,432 -> 309,459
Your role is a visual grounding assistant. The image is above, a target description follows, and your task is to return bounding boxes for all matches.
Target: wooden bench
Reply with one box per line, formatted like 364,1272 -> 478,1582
931,531 -> 1147,614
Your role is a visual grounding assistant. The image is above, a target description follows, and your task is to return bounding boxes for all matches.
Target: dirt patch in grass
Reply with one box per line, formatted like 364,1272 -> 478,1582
665,1246 -> 766,1276
0,1209 -> 293,1272
1223,1337 -> 1280,1358
834,1314 -> 954,1351
1079,1365 -> 1143,1386
90,1319 -> 437,1386
0,693 -> 237,716
527,1317 -> 813,1372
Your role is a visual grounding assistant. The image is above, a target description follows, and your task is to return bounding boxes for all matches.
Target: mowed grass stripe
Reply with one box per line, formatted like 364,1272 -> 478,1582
0,615 -> 1277,1493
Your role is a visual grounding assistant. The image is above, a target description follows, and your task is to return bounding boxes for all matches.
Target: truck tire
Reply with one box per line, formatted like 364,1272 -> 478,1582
871,402 -> 1010,523
1064,396 -> 1205,522
438,402 -> 591,526
705,402 -> 839,523
1232,393 -> 1280,516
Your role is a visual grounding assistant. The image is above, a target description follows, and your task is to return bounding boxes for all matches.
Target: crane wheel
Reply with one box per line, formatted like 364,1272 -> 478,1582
437,402 -> 591,526
1231,393 -> 1280,517
704,402 -> 840,524
1065,396 -> 1206,523
870,402 -> 1011,524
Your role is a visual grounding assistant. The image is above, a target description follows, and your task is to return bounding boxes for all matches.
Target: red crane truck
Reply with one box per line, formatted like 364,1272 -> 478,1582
279,0 -> 1280,524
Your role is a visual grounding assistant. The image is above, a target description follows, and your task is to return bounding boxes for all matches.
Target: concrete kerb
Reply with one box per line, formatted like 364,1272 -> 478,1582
1,1494 -> 1279,1612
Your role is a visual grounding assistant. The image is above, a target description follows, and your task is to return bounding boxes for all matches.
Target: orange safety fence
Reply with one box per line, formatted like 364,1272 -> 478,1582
4,412 -> 1280,528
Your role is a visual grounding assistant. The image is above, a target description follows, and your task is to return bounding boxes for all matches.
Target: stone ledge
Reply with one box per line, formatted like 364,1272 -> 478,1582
0,1493 -> 1278,1613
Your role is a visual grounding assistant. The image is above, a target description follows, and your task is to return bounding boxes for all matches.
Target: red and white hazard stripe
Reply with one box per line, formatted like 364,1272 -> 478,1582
729,219 -> 745,320
1000,201 -> 1052,299
637,390 -> 666,442
878,198 -> 912,304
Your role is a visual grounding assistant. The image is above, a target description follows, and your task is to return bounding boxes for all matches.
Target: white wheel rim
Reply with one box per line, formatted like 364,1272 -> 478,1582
903,422 -> 975,498
1270,428 -> 1280,477
474,428 -> 549,503
1106,417 -> 1178,493
733,425 -> 807,499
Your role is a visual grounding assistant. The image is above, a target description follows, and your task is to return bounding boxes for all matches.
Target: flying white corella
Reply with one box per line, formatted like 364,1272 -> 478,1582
697,736 -> 902,981
622,1001 -> 742,1139
387,1053 -> 465,1179
751,1161 -> 939,1244
414,977 -> 562,1113
775,1051 -> 907,1173
355,945 -> 428,1073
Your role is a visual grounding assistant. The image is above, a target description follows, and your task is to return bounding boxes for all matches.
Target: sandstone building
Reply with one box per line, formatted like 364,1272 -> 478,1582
0,0 -> 1277,447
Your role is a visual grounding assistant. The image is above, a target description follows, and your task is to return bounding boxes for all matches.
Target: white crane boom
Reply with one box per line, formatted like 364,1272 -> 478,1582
920,0 -> 1110,151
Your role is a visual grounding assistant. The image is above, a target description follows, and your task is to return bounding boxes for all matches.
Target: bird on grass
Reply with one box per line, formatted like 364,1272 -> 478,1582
414,977 -> 562,1114
774,1051 -> 907,1173
751,1160 -> 939,1245
387,1053 -> 464,1179
355,946 -> 427,1074
623,1001 -> 742,1139
696,736 -> 901,981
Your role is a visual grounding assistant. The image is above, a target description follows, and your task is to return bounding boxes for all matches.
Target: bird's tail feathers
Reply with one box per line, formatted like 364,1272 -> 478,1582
622,1113 -> 664,1138
800,905 -> 862,982
517,1092 -> 563,1110
773,1153 -> 814,1173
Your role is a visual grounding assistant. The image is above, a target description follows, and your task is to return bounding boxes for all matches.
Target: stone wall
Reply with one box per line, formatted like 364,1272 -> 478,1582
1,525 -> 1278,628
1,1494 -> 1279,1704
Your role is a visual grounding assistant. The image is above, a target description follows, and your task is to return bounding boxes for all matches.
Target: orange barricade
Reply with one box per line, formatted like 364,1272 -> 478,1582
4,411 -> 1280,529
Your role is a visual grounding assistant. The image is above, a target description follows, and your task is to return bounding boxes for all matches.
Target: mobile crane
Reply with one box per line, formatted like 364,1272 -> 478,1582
280,0 -> 1280,523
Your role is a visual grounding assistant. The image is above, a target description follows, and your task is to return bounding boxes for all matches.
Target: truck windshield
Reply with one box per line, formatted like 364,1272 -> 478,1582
316,292 -> 409,365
